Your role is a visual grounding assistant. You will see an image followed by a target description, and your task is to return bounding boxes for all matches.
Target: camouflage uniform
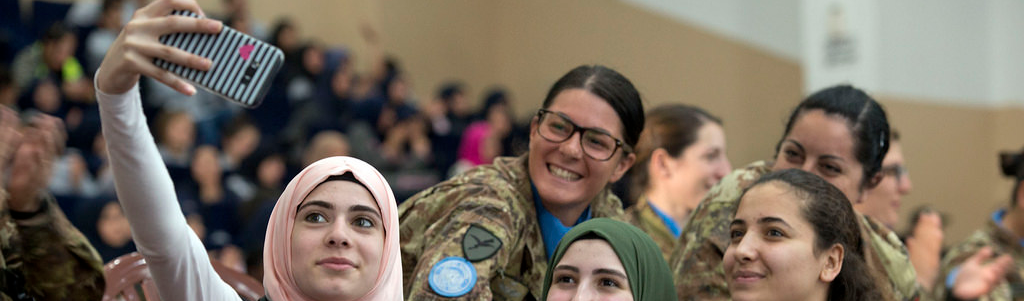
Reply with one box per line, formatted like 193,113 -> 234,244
399,155 -> 624,300
0,192 -> 105,301
937,211 -> 1024,301
623,198 -> 677,262
669,160 -> 921,301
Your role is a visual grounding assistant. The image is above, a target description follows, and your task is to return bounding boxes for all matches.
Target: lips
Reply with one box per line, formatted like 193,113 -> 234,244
317,257 -> 356,271
731,270 -> 765,284
547,164 -> 582,181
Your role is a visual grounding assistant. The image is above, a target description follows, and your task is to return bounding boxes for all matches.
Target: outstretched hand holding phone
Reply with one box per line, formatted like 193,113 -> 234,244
95,0 -> 222,96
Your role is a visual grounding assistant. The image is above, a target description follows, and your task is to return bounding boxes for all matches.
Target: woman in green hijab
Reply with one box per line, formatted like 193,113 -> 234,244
542,218 -> 677,300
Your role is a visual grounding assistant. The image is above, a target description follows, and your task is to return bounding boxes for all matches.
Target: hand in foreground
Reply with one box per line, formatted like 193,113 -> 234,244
0,107 -> 23,179
952,246 -> 1014,299
95,0 -> 222,96
906,211 -> 944,290
6,113 -> 66,213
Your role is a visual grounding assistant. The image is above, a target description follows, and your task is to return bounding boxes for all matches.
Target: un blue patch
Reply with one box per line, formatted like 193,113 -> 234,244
428,256 -> 477,297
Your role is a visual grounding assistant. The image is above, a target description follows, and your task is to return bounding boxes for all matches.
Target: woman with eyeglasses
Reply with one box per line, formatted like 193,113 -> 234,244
858,130 -> 913,230
858,131 -> 945,291
398,65 -> 643,299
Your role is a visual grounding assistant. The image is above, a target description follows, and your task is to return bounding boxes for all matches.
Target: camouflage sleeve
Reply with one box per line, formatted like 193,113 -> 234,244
860,215 -> 923,301
668,197 -> 734,301
936,230 -> 1014,301
403,195 -> 519,300
10,195 -> 105,301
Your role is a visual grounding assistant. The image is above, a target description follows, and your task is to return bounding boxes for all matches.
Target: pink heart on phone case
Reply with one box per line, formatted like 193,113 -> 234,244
239,44 -> 254,60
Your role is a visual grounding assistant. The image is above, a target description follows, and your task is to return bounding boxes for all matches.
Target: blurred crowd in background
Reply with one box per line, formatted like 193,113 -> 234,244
0,0 -> 533,280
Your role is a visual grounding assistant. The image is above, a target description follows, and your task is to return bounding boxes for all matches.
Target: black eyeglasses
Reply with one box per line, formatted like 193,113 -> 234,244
535,109 -> 631,161
881,164 -> 909,184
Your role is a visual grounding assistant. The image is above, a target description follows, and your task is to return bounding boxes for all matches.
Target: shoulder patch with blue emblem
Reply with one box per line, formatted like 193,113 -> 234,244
428,256 -> 477,297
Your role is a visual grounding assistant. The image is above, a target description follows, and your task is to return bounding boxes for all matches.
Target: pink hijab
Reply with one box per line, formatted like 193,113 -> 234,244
263,156 -> 403,300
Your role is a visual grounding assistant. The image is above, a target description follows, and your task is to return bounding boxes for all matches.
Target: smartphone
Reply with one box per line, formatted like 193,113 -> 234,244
155,10 -> 284,108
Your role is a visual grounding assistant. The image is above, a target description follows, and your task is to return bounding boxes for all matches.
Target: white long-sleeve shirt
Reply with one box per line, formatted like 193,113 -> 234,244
98,84 -> 245,301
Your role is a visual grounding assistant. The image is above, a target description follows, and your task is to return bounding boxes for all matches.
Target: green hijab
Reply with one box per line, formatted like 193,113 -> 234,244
541,218 -> 677,300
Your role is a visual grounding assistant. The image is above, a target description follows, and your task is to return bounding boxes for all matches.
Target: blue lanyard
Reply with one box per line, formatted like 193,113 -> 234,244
648,200 -> 682,238
532,183 -> 591,260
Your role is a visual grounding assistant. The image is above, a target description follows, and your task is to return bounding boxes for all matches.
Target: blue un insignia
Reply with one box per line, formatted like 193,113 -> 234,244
428,256 -> 477,297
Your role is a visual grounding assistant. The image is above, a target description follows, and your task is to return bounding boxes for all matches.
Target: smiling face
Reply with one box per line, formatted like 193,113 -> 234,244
528,89 -> 635,213
667,122 -> 731,209
546,239 -> 633,301
724,182 -> 837,301
290,180 -> 384,301
772,109 -> 865,204
858,142 -> 911,228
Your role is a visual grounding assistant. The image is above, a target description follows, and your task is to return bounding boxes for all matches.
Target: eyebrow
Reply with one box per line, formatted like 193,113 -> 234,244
785,140 -> 846,163
553,265 -> 579,273
757,216 -> 793,229
784,139 -> 805,153
732,217 -> 792,228
296,200 -> 333,213
730,219 -> 746,227
594,268 -> 628,279
552,110 -> 616,137
350,204 -> 383,220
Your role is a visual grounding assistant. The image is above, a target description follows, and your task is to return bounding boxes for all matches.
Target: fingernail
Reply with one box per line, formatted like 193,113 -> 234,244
201,58 -> 212,68
184,84 -> 196,95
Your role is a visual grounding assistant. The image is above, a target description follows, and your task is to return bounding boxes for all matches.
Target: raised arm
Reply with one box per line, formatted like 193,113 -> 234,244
95,0 -> 241,300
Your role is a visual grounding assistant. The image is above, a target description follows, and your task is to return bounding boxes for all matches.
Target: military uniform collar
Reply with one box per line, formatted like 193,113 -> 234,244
643,196 -> 682,238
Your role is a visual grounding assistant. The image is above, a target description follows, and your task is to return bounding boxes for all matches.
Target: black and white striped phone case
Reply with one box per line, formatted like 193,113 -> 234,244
155,10 -> 284,108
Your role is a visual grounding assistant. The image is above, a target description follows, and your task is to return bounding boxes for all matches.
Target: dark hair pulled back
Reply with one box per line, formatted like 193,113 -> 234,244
541,65 -> 644,150
777,85 -> 890,189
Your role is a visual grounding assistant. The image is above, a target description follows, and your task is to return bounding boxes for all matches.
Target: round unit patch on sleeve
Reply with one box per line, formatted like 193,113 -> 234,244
428,256 -> 477,297
462,224 -> 502,262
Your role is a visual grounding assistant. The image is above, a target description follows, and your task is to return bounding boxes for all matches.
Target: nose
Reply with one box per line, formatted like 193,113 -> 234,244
558,131 -> 585,159
800,160 -> 819,176
716,158 -> 733,181
324,224 -> 352,248
733,235 -> 757,263
898,174 -> 913,195
573,285 -> 597,301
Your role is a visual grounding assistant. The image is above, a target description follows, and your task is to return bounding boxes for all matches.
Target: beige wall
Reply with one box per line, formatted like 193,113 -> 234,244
882,98 -> 1024,241
236,0 -> 802,164
233,0 -> 1021,243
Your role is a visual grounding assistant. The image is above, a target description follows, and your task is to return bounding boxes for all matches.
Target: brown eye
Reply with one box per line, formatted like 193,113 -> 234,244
599,278 -> 621,288
730,229 -> 745,243
766,229 -> 785,238
352,217 -> 374,228
304,213 -> 328,223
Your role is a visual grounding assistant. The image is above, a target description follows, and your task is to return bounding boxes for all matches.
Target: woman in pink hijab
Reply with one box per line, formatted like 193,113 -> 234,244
93,0 -> 403,300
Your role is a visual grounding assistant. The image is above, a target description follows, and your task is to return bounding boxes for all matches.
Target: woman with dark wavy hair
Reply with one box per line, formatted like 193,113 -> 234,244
726,169 -> 882,301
